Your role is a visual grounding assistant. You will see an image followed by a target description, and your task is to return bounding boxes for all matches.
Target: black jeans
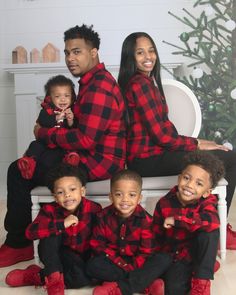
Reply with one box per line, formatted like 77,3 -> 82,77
4,149 -> 64,247
163,229 -> 219,295
86,252 -> 172,295
128,150 -> 236,215
38,235 -> 92,288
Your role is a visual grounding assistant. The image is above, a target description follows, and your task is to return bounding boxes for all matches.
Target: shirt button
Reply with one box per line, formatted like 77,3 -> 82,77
176,251 -> 179,254
121,237 -> 124,240
106,254 -> 109,257
121,249 -> 125,252
118,262 -> 121,265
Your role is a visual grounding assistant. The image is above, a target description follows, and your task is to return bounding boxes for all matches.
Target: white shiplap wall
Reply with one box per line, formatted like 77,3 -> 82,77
0,0 -> 197,197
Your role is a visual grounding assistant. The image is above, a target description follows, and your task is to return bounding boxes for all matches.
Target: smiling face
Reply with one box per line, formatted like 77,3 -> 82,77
177,165 -> 212,206
109,179 -> 142,218
53,176 -> 85,213
64,38 -> 98,77
50,85 -> 72,110
134,36 -> 157,76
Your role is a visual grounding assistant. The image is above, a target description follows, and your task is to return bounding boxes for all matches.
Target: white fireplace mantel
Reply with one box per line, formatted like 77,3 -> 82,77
4,62 -> 182,157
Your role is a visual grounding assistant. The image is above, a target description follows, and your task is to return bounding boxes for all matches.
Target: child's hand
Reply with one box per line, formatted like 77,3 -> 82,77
55,111 -> 65,123
64,108 -> 74,127
64,214 -> 79,228
163,216 -> 175,229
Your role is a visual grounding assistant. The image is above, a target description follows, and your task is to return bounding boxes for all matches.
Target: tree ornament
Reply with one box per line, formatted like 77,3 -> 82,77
205,6 -> 214,17
216,88 -> 222,95
230,88 -> 236,99
180,32 -> 190,42
208,103 -> 215,112
214,131 -> 222,138
223,141 -> 233,150
225,20 -> 236,31
192,67 -> 203,79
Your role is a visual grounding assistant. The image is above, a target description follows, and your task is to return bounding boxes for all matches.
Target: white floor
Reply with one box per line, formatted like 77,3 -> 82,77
0,198 -> 236,295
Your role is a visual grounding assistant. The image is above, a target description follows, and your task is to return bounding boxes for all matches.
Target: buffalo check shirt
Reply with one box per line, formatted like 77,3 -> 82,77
38,63 -> 126,181
124,72 -> 198,162
25,197 -> 102,256
152,186 -> 220,262
90,204 -> 153,272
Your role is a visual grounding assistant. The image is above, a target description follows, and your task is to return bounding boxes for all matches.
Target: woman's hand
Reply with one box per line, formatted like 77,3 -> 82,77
197,139 -> 230,151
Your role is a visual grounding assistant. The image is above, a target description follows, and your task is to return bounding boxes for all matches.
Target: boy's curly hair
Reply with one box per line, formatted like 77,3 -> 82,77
182,151 -> 225,188
110,169 -> 143,191
46,163 -> 87,193
64,24 -> 100,50
44,75 -> 76,102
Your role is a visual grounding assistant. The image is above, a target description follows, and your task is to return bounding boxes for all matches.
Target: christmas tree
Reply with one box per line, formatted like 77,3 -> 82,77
163,0 -> 236,149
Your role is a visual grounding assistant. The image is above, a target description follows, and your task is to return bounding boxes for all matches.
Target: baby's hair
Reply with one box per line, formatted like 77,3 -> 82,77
46,163 -> 87,193
44,75 -> 76,102
181,151 -> 225,188
110,169 -> 143,191
64,24 -> 100,50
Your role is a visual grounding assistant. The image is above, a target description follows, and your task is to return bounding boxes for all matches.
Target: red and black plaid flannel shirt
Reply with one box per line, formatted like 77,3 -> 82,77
25,197 -> 102,256
153,186 -> 220,262
124,72 -> 198,162
38,63 -> 126,180
90,204 -> 153,272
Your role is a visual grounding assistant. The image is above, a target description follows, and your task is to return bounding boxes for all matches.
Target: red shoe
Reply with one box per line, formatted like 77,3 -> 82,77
44,272 -> 65,295
0,244 -> 34,267
227,223 -> 236,250
5,264 -> 42,287
63,152 -> 80,166
190,278 -> 210,295
214,260 -> 220,273
148,278 -> 164,295
93,282 -> 122,295
17,156 -> 36,179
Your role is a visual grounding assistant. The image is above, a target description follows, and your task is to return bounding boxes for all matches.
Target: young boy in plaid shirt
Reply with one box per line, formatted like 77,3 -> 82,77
86,169 -> 171,295
5,163 -> 102,295
152,151 -> 225,295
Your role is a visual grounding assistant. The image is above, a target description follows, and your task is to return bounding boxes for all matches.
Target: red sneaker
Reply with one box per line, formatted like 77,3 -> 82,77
17,156 -> 36,179
148,278 -> 164,295
190,278 -> 210,295
93,282 -> 122,295
63,152 -> 80,166
0,244 -> 34,267
5,264 -> 42,287
44,272 -> 65,295
227,223 -> 236,250
214,260 -> 220,273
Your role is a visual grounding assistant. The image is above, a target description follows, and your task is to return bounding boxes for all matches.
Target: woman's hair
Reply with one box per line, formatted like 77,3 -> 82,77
64,24 -> 100,50
44,75 -> 76,102
181,151 -> 225,188
118,32 -> 164,97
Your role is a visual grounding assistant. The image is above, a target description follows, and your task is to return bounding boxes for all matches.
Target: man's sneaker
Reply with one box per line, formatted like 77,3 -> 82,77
17,156 -> 36,179
148,278 -> 164,295
93,281 -> 122,295
63,152 -> 80,166
214,260 -> 220,273
227,223 -> 236,250
5,264 -> 42,287
0,244 -> 34,267
44,272 -> 65,295
190,278 -> 210,295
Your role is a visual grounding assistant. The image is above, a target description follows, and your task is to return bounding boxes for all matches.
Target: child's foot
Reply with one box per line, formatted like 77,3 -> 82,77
63,152 -> 80,166
17,156 -> 36,179
5,264 -> 42,286
44,272 -> 65,295
190,278 -> 210,295
93,282 -> 122,295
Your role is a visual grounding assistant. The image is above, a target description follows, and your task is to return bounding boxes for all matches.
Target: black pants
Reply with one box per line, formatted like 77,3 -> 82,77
163,230 -> 219,295
128,150 -> 236,215
86,252 -> 172,295
4,149 -> 65,247
38,235 -> 92,288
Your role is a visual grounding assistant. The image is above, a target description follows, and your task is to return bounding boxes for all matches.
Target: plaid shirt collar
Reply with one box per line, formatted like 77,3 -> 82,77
79,63 -> 105,86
